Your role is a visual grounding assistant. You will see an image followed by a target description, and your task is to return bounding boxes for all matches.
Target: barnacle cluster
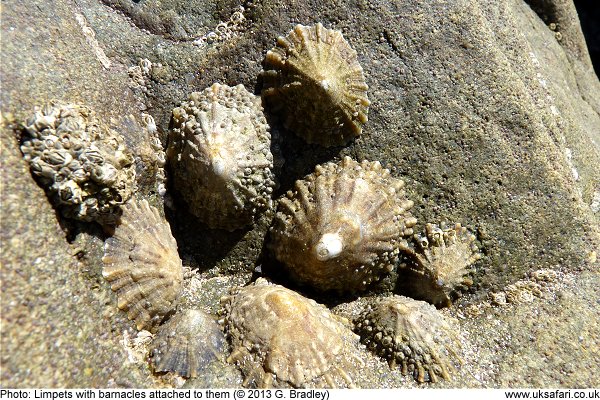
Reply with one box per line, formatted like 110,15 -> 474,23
261,23 -> 370,146
128,58 -> 153,91
167,83 -> 275,231
20,103 -> 136,224
137,112 -> 168,197
354,296 -> 463,383
220,278 -> 361,388
102,199 -> 183,331
269,156 -> 416,292
397,223 -> 482,307
193,6 -> 246,46
489,268 -> 567,305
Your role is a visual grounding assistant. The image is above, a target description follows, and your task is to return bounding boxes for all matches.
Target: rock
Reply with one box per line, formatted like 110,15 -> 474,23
1,0 -> 598,388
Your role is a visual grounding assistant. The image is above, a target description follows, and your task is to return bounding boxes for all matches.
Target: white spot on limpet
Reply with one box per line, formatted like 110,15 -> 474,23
315,233 -> 344,261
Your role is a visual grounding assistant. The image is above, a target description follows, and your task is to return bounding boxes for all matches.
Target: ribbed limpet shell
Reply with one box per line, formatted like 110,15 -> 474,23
261,23 -> 370,146
102,199 -> 183,331
167,83 -> 275,231
150,309 -> 226,378
269,156 -> 416,292
397,223 -> 481,307
354,295 -> 462,383
221,278 -> 361,388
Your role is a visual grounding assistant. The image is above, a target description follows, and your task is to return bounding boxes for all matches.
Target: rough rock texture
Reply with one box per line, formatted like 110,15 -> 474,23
1,0 -> 599,388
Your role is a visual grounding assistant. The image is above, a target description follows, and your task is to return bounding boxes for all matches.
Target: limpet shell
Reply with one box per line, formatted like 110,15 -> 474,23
354,295 -> 462,383
19,103 -> 136,224
261,23 -> 370,146
167,83 -> 275,231
150,309 -> 226,378
397,223 -> 481,307
221,278 -> 361,388
102,199 -> 183,331
269,156 -> 416,292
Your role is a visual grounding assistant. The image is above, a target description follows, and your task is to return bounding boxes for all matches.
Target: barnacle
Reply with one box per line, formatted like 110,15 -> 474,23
269,156 -> 416,292
19,103 -> 136,224
354,295 -> 463,383
102,199 -> 183,331
150,309 -> 226,378
397,223 -> 481,307
220,278 -> 361,388
261,23 -> 370,146
167,83 -> 275,231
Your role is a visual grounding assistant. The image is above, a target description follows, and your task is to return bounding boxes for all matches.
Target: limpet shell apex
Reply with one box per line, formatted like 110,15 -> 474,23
221,278 -> 360,388
261,23 -> 370,146
102,199 -> 183,331
269,156 -> 416,292
167,83 -> 275,231
354,295 -> 463,383
150,309 -> 226,378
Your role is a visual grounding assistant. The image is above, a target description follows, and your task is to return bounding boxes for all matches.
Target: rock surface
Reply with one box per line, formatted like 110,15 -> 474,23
1,0 -> 599,388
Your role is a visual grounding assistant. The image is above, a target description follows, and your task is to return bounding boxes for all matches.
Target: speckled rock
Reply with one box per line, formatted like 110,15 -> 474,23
1,0 -> 599,389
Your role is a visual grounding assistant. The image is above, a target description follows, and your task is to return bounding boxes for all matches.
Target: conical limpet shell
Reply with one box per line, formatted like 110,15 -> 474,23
221,278 -> 361,388
167,83 -> 275,231
269,156 -> 416,292
397,223 -> 482,307
150,309 -> 226,378
102,199 -> 183,331
261,23 -> 370,146
354,295 -> 463,383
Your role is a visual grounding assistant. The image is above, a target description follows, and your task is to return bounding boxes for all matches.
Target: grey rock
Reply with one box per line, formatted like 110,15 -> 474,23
1,0 -> 598,388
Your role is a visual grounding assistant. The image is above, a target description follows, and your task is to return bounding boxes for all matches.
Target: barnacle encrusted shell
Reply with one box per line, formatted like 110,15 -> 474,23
19,103 -> 136,224
354,295 -> 462,383
269,156 -> 416,292
397,223 -> 482,308
102,199 -> 183,331
150,309 -> 226,378
167,83 -> 275,231
261,23 -> 370,146
221,278 -> 361,388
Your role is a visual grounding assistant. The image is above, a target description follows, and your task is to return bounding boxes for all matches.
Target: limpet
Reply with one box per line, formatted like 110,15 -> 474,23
102,198 -> 183,331
397,223 -> 481,307
150,309 -> 226,378
354,295 -> 462,383
261,23 -> 370,146
221,278 -> 361,388
269,156 -> 416,292
19,103 -> 136,224
167,83 -> 275,231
